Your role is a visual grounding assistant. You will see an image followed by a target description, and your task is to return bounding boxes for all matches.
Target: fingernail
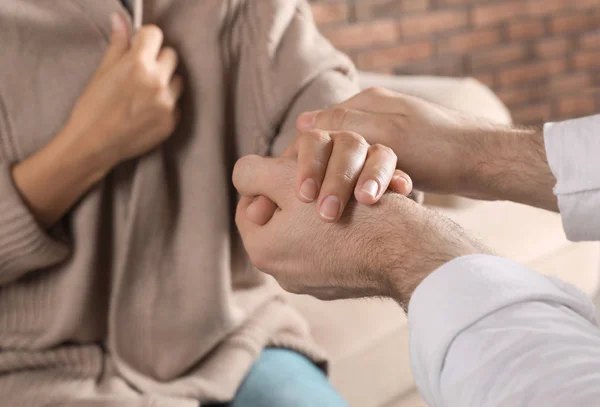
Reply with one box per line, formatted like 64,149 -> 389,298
111,13 -> 125,32
400,175 -> 412,189
297,112 -> 317,130
320,195 -> 340,220
299,179 -> 318,201
360,179 -> 379,198
393,175 -> 412,192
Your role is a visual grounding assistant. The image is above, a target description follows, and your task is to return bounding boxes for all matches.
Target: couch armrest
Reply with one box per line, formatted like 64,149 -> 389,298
359,72 -> 512,125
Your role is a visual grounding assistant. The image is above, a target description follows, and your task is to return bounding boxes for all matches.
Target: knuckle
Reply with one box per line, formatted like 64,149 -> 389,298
162,46 -> 176,57
162,47 -> 179,63
365,86 -> 391,97
370,165 -> 393,183
310,156 -> 327,173
370,143 -> 396,160
333,169 -> 356,184
140,25 -> 163,42
337,131 -> 368,149
300,129 -> 330,145
132,57 -> 148,73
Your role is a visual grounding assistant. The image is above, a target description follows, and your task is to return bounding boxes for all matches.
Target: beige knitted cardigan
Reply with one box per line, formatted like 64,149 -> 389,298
0,0 -> 358,405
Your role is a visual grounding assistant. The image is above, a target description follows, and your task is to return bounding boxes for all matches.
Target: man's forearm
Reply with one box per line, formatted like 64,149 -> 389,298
461,126 -> 558,212
379,194 -> 492,310
299,88 -> 560,211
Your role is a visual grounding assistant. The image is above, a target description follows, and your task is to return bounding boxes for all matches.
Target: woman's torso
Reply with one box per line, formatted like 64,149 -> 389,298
0,0 -> 279,382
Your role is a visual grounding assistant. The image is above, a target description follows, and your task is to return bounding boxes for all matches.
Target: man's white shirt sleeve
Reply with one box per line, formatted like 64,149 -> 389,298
408,115 -> 600,407
545,115 -> 600,241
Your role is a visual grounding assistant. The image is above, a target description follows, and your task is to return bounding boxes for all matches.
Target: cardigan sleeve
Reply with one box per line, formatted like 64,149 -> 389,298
231,0 -> 360,157
0,162 -> 70,284
0,92 -> 70,284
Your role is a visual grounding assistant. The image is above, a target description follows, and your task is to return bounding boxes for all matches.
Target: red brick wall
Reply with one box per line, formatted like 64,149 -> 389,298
310,0 -> 600,125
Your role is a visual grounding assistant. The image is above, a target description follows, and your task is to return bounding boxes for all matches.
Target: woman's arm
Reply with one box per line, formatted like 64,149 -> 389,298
11,126 -> 111,228
232,0 -> 409,223
0,14 -> 183,283
13,15 -> 183,227
230,0 -> 358,156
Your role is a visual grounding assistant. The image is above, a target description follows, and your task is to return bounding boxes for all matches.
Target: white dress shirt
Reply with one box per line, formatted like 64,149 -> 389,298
409,115 -> 600,407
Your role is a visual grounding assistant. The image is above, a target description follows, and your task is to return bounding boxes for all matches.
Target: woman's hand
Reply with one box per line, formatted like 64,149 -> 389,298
63,13 -> 184,169
12,14 -> 184,227
241,130 -> 413,226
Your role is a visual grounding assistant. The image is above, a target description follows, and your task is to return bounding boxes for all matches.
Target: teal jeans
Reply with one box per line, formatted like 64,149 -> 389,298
209,348 -> 348,407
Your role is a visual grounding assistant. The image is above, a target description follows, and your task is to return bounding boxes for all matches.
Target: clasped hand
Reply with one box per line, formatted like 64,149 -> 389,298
244,129 -> 414,227
234,88 -> 489,304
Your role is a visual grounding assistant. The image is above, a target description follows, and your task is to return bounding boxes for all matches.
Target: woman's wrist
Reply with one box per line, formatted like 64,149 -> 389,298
12,126 -> 116,227
54,124 -> 117,185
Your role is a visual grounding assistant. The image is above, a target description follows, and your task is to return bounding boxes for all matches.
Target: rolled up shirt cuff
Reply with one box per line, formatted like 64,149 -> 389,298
544,115 -> 600,241
407,254 -> 594,407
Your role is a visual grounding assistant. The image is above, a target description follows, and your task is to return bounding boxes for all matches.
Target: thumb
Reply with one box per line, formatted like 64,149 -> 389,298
99,13 -> 131,71
246,196 -> 278,226
232,155 -> 295,206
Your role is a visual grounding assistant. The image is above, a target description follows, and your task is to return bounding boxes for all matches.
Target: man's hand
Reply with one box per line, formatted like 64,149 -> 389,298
296,87 -> 482,195
296,87 -> 558,211
233,155 -> 489,308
